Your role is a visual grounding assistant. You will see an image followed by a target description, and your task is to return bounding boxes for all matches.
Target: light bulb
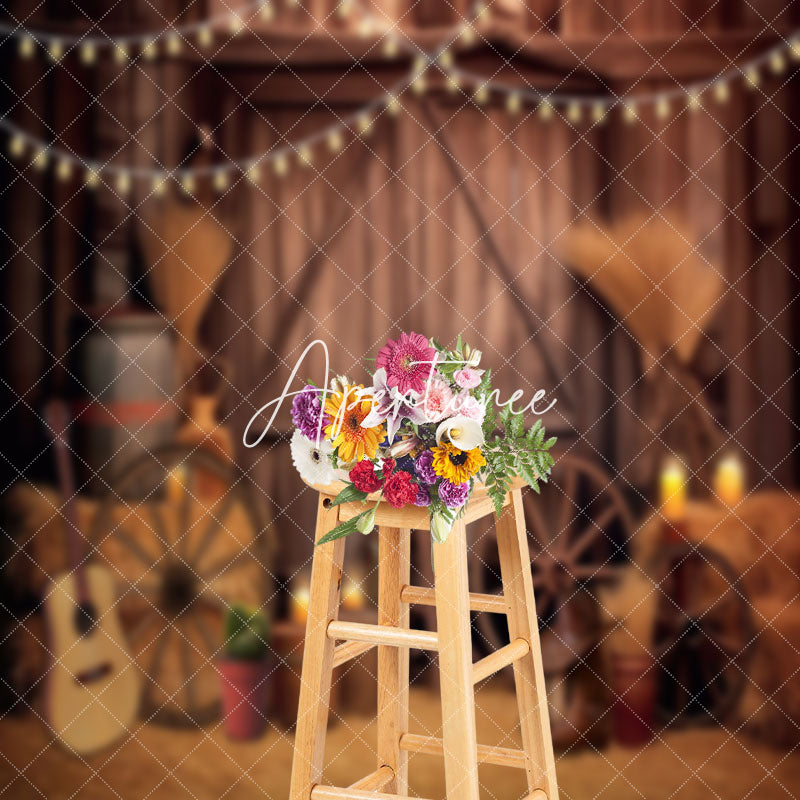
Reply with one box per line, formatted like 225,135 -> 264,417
446,73 -> 460,93
166,33 -> 182,56
85,169 -> 100,189
152,174 -> 167,195
80,41 -> 97,65
770,51 -> 786,74
623,102 -> 637,123
229,15 -> 245,34
438,49 -> 453,68
142,40 -> 157,60
48,39 -> 64,61
460,24 -> 476,45
337,0 -> 353,18
687,91 -> 701,111
791,39 -> 800,61
260,2 -> 275,19
357,18 -> 373,38
538,101 -> 553,121
506,93 -> 521,114
386,96 -> 400,115
115,172 -> 131,195
591,102 -> 606,123
357,114 -> 373,135
327,129 -> 344,152
56,159 -> 72,181
713,81 -> 729,103
9,134 -> 25,159
473,85 -> 489,104
655,96 -> 670,119
114,42 -> 129,63
181,174 -> 195,194
382,38 -> 398,58
19,35 -> 35,59
745,67 -> 760,89
273,154 -> 288,175
33,149 -> 48,171
213,171 -> 229,192
197,26 -> 214,48
298,145 -> 312,166
566,102 -> 581,123
246,163 -> 261,183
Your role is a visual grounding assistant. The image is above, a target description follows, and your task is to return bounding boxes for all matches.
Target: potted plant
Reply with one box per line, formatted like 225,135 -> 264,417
218,604 -> 271,740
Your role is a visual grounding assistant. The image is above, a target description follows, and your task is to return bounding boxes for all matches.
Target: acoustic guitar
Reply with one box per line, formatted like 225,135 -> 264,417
43,400 -> 140,755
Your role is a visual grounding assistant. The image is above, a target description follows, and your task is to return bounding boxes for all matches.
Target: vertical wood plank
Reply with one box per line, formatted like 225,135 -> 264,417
377,526 -> 411,793
289,496 -> 346,800
495,489 -> 559,799
433,519 -> 479,800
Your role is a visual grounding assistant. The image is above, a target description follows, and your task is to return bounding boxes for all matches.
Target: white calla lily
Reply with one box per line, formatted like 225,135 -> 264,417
435,415 -> 484,450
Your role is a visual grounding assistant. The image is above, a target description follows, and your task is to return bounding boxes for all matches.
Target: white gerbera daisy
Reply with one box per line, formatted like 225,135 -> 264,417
290,429 -> 336,485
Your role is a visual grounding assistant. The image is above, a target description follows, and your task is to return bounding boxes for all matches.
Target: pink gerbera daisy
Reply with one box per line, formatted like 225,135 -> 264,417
376,332 -> 436,395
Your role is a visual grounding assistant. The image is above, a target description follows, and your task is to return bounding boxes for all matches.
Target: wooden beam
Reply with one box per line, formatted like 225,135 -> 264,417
332,640 -> 375,668
472,638 -> 531,684
400,585 -> 507,614
349,766 -> 394,791
327,620 -> 439,650
399,733 -> 528,769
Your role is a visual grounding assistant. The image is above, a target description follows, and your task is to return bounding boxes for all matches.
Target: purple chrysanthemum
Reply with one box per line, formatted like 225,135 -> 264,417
414,450 -> 437,485
291,385 -> 329,440
438,479 -> 470,509
413,485 -> 431,507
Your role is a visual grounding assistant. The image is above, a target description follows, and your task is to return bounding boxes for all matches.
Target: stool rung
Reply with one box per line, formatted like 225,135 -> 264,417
332,640 -> 375,669
399,732 -> 527,769
400,585 -> 507,614
349,765 -> 394,791
472,637 -> 530,684
311,788 -> 430,800
327,620 -> 438,651
526,792 -> 548,800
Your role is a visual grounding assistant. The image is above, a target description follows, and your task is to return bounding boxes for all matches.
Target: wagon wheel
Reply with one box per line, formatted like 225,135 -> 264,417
90,445 -> 271,727
471,453 -> 632,669
651,542 -> 755,727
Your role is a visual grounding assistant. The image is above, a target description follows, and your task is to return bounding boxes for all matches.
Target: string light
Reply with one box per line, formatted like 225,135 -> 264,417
166,32 -> 182,56
655,96 -> 670,120
438,50 -> 453,69
357,18 -> 373,38
791,39 -> 800,60
506,92 -> 521,114
48,39 -> 64,61
713,81 -> 730,103
260,2 -> 275,20
273,153 -> 288,176
745,66 -> 760,89
142,40 -> 157,60
337,0 -> 353,18
229,15 -> 245,34
55,159 -> 72,181
80,41 -> 97,65
687,91 -> 701,112
386,96 -> 400,115
382,38 -> 399,58
623,102 -> 638,123
246,162 -> 261,183
591,102 -> 606,124
459,24 -> 476,45
327,129 -> 344,152
9,134 -> 25,159
298,144 -> 313,166
152,174 -> 167,195
113,43 -> 129,63
197,26 -> 214,47
85,169 -> 100,189
357,113 -> 373,135
538,100 -> 553,121
566,102 -> 581,123
19,35 -> 35,59
473,84 -> 489,105
412,73 -> 426,95
446,73 -> 460,93
213,170 -> 229,192
115,172 -> 131,195
770,51 -> 787,74
32,149 -> 48,171
180,173 -> 196,194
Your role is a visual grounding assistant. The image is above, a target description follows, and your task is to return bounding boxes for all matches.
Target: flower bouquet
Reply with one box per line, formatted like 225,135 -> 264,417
289,333 -> 556,545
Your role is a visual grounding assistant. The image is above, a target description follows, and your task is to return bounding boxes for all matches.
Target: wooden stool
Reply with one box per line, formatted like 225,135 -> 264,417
289,479 -> 558,800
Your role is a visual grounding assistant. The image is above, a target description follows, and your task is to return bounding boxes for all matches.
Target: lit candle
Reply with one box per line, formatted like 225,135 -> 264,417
341,578 -> 365,611
713,454 -> 745,507
659,458 -> 687,523
166,465 -> 187,505
291,584 -> 310,625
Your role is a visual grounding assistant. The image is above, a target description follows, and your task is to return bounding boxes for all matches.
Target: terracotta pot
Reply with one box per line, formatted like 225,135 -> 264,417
218,657 -> 271,740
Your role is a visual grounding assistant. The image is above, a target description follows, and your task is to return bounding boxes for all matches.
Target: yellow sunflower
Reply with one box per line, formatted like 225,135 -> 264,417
431,443 -> 486,484
324,385 -> 384,463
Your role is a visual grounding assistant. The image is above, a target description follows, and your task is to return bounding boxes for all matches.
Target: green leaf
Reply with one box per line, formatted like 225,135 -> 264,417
316,511 -> 372,545
330,483 -> 369,507
543,436 -> 557,450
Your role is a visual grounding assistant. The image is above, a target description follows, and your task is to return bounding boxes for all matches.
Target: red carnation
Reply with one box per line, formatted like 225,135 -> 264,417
349,459 -> 383,493
383,471 -> 418,509
381,458 -> 396,479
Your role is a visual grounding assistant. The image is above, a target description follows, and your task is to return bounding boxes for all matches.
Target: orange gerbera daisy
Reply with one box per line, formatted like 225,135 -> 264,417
324,385 -> 384,463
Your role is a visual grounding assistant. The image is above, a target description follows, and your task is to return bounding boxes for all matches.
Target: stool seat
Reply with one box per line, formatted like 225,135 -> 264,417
288,482 -> 559,800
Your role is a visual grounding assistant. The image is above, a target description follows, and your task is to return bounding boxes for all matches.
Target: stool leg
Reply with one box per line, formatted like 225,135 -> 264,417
377,526 -> 410,793
496,488 -> 559,799
289,497 -> 346,800
433,518 -> 480,800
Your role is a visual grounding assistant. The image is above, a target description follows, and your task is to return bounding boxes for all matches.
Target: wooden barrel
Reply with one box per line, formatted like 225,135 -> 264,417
70,311 -> 178,491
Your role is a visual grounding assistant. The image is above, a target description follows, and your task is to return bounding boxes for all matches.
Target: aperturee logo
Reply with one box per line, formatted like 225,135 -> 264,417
243,336 -> 558,544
